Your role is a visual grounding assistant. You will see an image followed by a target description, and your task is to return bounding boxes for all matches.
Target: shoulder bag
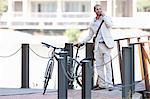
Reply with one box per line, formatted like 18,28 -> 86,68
92,20 -> 104,48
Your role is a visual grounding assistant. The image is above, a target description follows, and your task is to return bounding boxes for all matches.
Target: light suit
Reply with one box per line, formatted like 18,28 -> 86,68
80,16 -> 115,88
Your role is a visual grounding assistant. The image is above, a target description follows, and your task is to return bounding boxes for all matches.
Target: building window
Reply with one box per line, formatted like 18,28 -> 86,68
100,1 -> 107,12
64,1 -> 91,12
38,4 -> 41,12
31,1 -> 57,12
14,1 -> 22,12
81,5 -> 85,12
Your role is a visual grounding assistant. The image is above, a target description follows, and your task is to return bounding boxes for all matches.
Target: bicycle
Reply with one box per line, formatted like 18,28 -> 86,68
41,42 -> 65,94
41,42 -> 83,94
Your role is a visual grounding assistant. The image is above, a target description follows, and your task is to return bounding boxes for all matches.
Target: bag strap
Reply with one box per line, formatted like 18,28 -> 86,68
94,20 -> 104,38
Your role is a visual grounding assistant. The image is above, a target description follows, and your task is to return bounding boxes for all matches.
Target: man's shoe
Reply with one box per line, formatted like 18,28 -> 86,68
92,85 -> 99,89
92,86 -> 106,90
108,87 -> 113,91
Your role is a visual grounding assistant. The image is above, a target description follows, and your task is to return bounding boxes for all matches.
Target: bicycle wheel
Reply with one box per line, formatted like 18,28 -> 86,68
75,62 -> 82,87
43,59 -> 54,95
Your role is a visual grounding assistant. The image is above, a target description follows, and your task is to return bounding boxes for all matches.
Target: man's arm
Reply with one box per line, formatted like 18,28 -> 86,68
74,26 -> 94,47
80,27 -> 94,44
102,16 -> 113,28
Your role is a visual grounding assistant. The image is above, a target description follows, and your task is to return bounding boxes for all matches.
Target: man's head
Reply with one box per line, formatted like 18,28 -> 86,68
94,4 -> 103,16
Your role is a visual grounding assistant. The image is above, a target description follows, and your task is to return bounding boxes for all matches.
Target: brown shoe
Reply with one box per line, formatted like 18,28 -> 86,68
92,86 -> 106,90
108,87 -> 113,91
92,85 -> 99,89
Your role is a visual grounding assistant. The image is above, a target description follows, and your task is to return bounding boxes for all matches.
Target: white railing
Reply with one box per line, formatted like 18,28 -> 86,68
0,12 -> 150,29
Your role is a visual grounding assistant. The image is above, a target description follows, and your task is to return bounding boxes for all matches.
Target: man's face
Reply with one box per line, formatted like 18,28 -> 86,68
94,5 -> 102,16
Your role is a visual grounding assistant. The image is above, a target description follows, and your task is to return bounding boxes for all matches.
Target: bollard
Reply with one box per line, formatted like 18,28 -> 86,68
122,47 -> 133,99
85,43 -> 94,88
21,44 -> 29,88
81,59 -> 92,99
85,43 -> 94,60
65,43 -> 74,89
58,51 -> 68,99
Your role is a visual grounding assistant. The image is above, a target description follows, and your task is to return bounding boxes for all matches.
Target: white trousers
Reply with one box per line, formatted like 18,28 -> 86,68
94,43 -> 113,88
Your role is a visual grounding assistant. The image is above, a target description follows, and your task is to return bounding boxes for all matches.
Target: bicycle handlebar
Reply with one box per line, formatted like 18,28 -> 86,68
41,42 -> 63,50
73,43 -> 84,48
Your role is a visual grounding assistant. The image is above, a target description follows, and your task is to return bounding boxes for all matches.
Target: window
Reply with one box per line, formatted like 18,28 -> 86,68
38,4 -> 41,12
31,1 -> 57,12
64,1 -> 91,12
14,1 -> 22,12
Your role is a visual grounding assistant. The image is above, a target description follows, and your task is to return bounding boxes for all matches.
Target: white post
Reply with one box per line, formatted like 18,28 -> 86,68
23,0 -> 29,18
112,0 -> 116,17
7,0 -> 13,28
107,0 -> 113,16
57,0 -> 62,18
90,0 -> 96,17
132,0 -> 137,17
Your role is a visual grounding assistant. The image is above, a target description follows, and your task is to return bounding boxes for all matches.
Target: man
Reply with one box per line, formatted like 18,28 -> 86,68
75,4 -> 115,91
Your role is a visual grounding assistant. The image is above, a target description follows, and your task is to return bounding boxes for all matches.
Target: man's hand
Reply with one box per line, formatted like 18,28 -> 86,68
74,43 -> 84,48
101,11 -> 105,17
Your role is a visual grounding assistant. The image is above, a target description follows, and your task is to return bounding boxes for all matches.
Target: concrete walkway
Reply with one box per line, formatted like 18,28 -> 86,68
0,88 -> 122,99
0,81 -> 145,99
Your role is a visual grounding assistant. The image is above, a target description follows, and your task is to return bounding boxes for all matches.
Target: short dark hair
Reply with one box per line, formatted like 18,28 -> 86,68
94,4 -> 101,12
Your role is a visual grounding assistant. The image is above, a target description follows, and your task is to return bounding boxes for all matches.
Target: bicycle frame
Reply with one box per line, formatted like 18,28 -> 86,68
44,48 -> 55,79
42,42 -> 84,92
42,42 -> 63,94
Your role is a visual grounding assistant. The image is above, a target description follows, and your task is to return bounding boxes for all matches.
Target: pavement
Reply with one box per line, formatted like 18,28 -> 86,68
0,81 -> 145,99
0,88 -> 122,99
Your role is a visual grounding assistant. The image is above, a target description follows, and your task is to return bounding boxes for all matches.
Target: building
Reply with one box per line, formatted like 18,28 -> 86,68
0,0 -> 150,34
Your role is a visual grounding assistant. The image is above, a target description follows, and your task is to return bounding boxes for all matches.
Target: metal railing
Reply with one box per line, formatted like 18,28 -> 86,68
0,34 -> 149,98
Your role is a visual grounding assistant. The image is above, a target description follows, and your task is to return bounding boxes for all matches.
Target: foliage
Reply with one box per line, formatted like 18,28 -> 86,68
137,0 -> 150,12
0,0 -> 7,12
64,28 -> 80,43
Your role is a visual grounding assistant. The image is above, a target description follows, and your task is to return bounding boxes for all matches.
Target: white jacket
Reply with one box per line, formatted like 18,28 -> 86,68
81,16 -> 115,50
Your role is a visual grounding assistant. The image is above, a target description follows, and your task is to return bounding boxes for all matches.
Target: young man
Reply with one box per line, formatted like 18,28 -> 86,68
75,4 -> 115,91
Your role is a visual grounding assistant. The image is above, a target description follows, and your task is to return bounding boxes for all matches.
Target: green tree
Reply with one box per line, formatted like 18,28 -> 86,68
137,0 -> 150,12
0,0 -> 7,12
64,28 -> 80,43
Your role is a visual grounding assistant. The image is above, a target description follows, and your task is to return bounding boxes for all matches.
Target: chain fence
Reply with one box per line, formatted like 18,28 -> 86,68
0,44 -> 149,91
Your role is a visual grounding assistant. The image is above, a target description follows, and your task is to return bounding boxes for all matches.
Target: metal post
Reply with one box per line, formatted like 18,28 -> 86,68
85,43 -> 94,88
65,43 -> 73,89
116,40 -> 124,83
58,51 -> 68,99
82,60 -> 92,99
21,44 -> 29,88
85,43 -> 94,60
129,44 -> 135,93
122,47 -> 133,99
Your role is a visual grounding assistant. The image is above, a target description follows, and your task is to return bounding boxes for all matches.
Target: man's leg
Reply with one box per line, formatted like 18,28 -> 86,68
104,51 -> 113,88
95,50 -> 106,88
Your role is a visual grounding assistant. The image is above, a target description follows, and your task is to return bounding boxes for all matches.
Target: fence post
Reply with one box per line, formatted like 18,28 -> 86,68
65,43 -> 73,89
85,43 -> 94,88
81,59 -> 92,99
116,40 -> 124,83
21,44 -> 29,88
122,47 -> 133,99
58,51 -> 68,99
129,44 -> 135,94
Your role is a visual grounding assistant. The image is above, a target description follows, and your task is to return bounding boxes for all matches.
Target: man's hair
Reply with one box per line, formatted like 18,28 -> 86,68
94,4 -> 101,12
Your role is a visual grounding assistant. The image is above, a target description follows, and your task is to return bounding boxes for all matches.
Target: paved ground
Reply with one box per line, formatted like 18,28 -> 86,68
0,81 -> 145,99
0,88 -> 122,99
